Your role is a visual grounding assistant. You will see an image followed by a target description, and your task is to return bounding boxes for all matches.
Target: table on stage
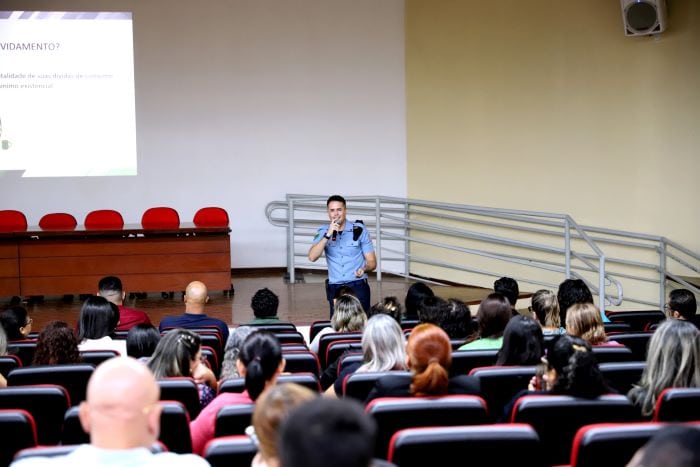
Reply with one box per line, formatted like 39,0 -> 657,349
0,223 -> 232,297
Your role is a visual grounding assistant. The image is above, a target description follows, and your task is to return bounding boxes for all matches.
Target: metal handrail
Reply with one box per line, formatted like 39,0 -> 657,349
266,195 -> 698,309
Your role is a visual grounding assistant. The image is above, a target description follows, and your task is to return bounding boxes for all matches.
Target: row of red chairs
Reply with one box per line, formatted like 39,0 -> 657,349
0,206 -> 229,231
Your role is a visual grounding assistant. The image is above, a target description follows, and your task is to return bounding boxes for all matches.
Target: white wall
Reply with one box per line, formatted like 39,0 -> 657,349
0,0 -> 407,267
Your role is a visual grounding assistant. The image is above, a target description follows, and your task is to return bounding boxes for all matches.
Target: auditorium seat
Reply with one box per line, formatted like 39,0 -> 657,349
0,409 -> 37,467
204,435 -> 257,467
569,422 -> 664,467
6,340 -> 37,367
450,349 -> 499,376
469,365 -> 538,420
309,320 -> 331,342
141,206 -> 180,229
79,350 -> 120,367
605,310 -> 665,332
599,361 -> 646,395
342,371 -> 412,402
246,322 -> 297,332
318,332 -> 363,369
84,209 -> 124,229
0,385 -> 70,445
8,363 -> 94,405
219,373 -> 322,394
0,210 -> 27,232
653,387 -> 700,422
38,212 -> 77,230
193,206 -> 229,227
606,332 -> 654,361
590,345 -> 636,363
0,355 -> 21,379
325,340 -> 363,370
281,351 -> 321,376
157,377 -> 201,419
214,403 -> 255,437
61,406 -> 89,445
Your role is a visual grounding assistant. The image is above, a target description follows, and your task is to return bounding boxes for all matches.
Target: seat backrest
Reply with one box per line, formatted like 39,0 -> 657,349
274,331 -> 306,346
309,320 -> 331,342
318,332 -> 363,369
201,346 -> 220,378
599,362 -> 646,395
570,422 -> 664,467
367,395 -> 489,459
0,210 -> 27,232
7,363 -> 94,406
0,354 -> 22,378
38,212 -> 77,230
0,385 -> 70,445
338,353 -> 364,376
84,209 -> 125,229
590,345 -> 636,363
604,322 -> 632,333
326,340 -> 363,369
450,350 -> 499,376
0,409 -> 37,467
282,351 -> 320,377
219,373 -> 322,394
157,377 -> 201,419
343,371 -> 413,402
159,400 -> 193,454
653,387 -> 700,422
62,406 -> 89,445
246,322 -> 297,333
388,424 -> 544,467
510,394 -> 642,466
7,340 -> 37,367
399,319 -> 420,331
79,350 -> 120,367
204,435 -> 257,467
469,365 -> 538,420
193,207 -> 229,227
606,310 -> 665,332
214,403 -> 255,437
141,206 -> 180,229
606,332 -> 654,361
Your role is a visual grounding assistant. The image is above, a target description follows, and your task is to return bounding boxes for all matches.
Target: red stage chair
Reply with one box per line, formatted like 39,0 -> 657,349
142,207 -> 180,229
0,210 -> 27,232
193,207 -> 229,227
84,209 -> 124,229
38,212 -> 77,230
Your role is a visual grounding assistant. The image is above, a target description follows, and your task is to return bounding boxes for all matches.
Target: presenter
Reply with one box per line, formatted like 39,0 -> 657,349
308,195 -> 376,317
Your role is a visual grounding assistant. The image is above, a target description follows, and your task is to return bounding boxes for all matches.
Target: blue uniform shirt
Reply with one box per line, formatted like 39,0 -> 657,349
312,221 -> 374,284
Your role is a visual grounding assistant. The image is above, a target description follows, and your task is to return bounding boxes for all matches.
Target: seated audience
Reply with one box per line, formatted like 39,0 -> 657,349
32,320 -> 81,365
458,293 -> 512,350
250,383 -> 318,467
0,305 -> 33,341
147,328 -> 217,409
126,324 -> 161,361
627,319 -> 700,418
97,275 -> 152,331
566,302 -> 618,346
557,277 -> 609,323
77,296 -> 127,355
278,398 -> 377,467
309,295 -> 366,354
190,331 -> 284,455
365,323 -> 480,404
10,357 -> 209,466
158,280 -> 229,344
495,315 -> 545,366
529,289 -> 565,335
665,288 -> 697,322
442,298 -> 474,339
494,276 -> 520,315
0,325 -> 6,387
367,296 -> 402,324
404,282 -> 434,320
245,288 -> 282,324
219,325 -> 257,381
323,313 -> 407,395
417,295 -> 450,326
625,425 -> 700,467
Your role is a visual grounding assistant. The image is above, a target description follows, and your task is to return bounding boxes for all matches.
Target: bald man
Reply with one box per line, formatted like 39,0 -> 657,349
158,281 -> 229,343
11,358 -> 209,466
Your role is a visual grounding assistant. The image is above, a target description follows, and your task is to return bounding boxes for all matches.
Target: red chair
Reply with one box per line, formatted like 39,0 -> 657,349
38,213 -> 77,230
142,207 -> 180,229
0,210 -> 27,232
193,207 -> 229,227
84,209 -> 124,229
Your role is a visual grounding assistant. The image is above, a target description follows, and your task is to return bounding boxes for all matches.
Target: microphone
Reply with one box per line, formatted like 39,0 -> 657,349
332,218 -> 339,241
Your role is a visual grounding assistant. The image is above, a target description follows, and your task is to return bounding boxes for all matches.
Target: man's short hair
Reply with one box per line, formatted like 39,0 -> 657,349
326,195 -> 346,207
279,398 -> 376,467
98,276 -> 123,294
494,277 -> 519,307
251,288 -> 279,318
668,289 -> 697,320
639,425 -> 700,467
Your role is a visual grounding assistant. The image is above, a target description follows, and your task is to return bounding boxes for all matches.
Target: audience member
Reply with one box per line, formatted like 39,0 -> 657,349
147,328 -> 217,409
10,357 -> 209,466
495,315 -> 544,366
97,276 -> 152,331
158,280 -> 229,344
32,320 -> 81,365
190,331 -> 284,455
309,294 -> 366,354
566,303 -> 616,346
0,305 -> 33,341
77,296 -> 127,355
441,298 -> 474,339
219,325 -> 257,381
529,289 -> 565,335
365,323 -> 479,404
665,288 -> 697,322
627,319 -> 700,418
323,314 -> 407,396
250,383 -> 318,467
404,282 -> 434,320
557,278 -> 609,323
367,296 -> 402,324
625,425 -> 700,467
126,324 -> 161,361
278,398 -> 376,467
494,276 -> 519,315
246,288 -> 282,324
458,293 -> 511,350
417,295 -> 450,326
0,325 -> 7,387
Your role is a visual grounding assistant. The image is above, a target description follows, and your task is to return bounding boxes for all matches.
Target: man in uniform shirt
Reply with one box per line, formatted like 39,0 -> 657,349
308,195 -> 376,316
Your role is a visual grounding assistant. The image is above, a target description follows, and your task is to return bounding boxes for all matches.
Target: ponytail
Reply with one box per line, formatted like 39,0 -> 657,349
410,360 -> 449,396
239,331 -> 283,401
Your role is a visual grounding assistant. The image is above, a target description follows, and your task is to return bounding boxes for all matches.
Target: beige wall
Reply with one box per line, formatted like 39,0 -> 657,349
405,0 -> 699,299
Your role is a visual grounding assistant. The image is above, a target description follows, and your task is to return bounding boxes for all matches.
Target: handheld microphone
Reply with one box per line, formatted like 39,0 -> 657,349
332,218 -> 339,241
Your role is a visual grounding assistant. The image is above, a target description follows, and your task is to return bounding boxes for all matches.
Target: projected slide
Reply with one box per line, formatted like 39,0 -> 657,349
0,11 -> 136,177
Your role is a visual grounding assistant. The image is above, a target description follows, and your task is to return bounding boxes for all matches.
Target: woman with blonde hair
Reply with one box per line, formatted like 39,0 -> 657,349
627,319 -> 700,418
565,303 -> 617,346
309,294 -> 366,354
365,323 -> 479,404
530,289 -> 565,335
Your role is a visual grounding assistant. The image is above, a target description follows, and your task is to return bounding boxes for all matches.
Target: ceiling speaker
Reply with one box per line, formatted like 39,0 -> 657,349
620,0 -> 667,36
